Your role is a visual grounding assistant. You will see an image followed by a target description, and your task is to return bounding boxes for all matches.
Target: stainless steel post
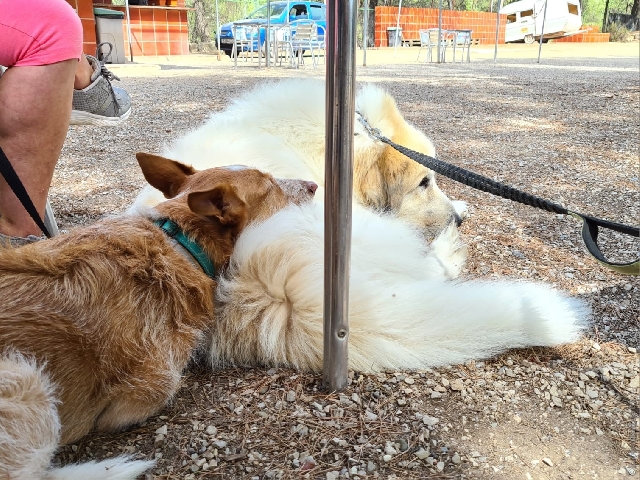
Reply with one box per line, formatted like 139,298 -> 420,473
266,1 -> 271,68
215,0 -> 221,61
393,0 -> 403,57
437,0 -> 443,63
362,1 -> 368,67
537,0 -> 549,64
493,0 -> 502,63
323,0 -> 356,392
125,0 -> 133,62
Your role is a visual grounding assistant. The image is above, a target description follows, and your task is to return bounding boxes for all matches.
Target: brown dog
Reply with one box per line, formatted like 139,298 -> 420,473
0,153 -> 317,480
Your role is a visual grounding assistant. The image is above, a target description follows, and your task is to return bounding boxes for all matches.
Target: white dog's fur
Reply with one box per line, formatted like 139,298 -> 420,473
0,352 -> 153,480
131,79 -> 588,372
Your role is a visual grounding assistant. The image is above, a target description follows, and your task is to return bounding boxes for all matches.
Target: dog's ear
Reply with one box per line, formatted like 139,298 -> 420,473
136,152 -> 197,198
187,184 -> 247,226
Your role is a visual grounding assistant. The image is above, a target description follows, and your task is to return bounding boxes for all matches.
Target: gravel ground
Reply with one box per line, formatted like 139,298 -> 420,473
51,51 -> 638,479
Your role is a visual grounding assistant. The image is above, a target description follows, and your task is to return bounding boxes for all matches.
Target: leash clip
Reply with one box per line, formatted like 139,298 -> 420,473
356,111 -> 384,141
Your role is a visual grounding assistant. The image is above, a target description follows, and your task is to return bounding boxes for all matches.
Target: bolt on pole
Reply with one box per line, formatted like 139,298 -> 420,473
323,0 -> 357,392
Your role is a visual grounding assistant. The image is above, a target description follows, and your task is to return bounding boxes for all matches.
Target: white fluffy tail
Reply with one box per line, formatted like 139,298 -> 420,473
210,204 -> 588,372
0,352 -> 153,480
46,457 -> 155,480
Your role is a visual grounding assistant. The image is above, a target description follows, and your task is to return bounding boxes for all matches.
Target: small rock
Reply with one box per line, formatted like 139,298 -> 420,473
205,425 -> 217,436
513,414 -> 522,424
326,472 -> 339,480
422,416 -> 439,426
212,440 -> 227,449
451,453 -> 461,464
431,391 -> 442,399
630,376 -> 639,389
383,454 -> 392,462
154,434 -> 164,448
415,448 -> 430,460
365,410 -> 378,421
626,466 -> 636,475
286,391 -> 296,402
450,379 -> 464,391
155,425 -> 168,435
404,377 -> 415,385
367,461 -> 376,472
586,389 -> 599,399
542,457 -> 554,466
436,461 -> 445,472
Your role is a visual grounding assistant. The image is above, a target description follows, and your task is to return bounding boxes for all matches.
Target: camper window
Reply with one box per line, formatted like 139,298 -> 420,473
507,13 -> 517,24
521,9 -> 534,18
568,3 -> 579,15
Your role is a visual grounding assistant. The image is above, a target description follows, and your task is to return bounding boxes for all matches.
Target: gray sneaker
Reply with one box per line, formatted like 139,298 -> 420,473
70,54 -> 132,126
0,232 -> 44,248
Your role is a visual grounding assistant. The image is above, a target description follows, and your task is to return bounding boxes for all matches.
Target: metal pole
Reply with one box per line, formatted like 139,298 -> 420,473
493,0 -> 502,63
393,0 -> 402,57
266,1 -> 271,68
125,0 -> 133,62
537,0 -> 549,64
437,0 -> 443,63
323,0 -> 356,392
215,0 -> 221,61
362,1 -> 368,66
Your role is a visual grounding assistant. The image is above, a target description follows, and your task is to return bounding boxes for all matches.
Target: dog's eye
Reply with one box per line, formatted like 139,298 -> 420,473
418,176 -> 430,188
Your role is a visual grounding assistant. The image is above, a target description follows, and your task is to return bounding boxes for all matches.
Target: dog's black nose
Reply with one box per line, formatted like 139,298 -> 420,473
453,213 -> 463,227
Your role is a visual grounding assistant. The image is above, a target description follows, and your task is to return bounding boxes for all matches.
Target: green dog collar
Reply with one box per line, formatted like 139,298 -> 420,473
153,218 -> 216,279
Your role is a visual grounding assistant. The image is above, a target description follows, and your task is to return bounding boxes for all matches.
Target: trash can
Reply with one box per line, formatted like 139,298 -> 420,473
387,27 -> 403,47
93,8 -> 126,64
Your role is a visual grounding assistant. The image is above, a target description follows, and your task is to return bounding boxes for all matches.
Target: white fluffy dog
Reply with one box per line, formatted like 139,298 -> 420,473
131,79 -> 588,372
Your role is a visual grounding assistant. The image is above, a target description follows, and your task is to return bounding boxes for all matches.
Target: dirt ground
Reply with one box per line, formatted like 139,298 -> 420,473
50,44 -> 638,479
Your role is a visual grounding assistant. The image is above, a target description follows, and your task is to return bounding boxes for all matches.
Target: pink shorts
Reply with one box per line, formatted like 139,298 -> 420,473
0,0 -> 83,68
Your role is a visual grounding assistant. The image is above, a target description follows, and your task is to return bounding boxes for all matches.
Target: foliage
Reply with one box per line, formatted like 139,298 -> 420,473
606,21 -> 631,40
186,0 -> 262,42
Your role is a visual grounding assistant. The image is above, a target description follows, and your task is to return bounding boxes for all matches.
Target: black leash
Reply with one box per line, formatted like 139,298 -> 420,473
0,146 -> 52,238
357,113 -> 639,276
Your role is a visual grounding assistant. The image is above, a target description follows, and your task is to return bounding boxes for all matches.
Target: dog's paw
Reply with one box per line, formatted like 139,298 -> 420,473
428,224 -> 468,279
452,200 -> 469,219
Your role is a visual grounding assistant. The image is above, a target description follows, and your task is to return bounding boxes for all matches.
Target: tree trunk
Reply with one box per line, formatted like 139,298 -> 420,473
192,0 -> 210,44
602,0 -> 610,33
631,0 -> 639,20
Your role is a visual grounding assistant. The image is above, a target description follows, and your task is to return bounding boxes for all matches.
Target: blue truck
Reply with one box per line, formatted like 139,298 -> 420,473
217,1 -> 326,57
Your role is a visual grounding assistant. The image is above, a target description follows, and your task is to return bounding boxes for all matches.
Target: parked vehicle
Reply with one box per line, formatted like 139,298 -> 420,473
216,1 -> 326,57
500,0 -> 583,44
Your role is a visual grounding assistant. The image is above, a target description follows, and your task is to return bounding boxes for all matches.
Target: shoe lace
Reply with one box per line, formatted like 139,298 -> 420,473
94,43 -> 121,109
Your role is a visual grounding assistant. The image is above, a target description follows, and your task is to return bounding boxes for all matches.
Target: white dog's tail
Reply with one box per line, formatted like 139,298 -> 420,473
210,204 -> 588,372
45,457 -> 155,480
0,352 -> 153,480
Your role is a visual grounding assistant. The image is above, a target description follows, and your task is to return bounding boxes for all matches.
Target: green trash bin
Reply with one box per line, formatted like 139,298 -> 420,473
387,27 -> 403,47
93,8 -> 126,64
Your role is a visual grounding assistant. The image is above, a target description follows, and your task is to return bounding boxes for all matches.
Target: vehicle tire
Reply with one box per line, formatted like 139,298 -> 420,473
524,34 -> 535,44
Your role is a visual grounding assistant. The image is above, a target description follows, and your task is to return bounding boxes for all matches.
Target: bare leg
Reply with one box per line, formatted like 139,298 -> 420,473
74,55 -> 94,90
0,59 -> 77,237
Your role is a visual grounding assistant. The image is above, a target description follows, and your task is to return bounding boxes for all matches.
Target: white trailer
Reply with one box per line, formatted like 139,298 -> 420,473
500,0 -> 583,44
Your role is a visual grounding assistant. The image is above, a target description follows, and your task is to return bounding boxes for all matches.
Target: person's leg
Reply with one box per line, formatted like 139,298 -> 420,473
0,61 -> 78,238
0,0 -> 82,239
74,55 -> 95,90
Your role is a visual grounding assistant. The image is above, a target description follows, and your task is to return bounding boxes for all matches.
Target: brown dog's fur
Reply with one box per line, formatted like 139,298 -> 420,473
0,154 -> 315,479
